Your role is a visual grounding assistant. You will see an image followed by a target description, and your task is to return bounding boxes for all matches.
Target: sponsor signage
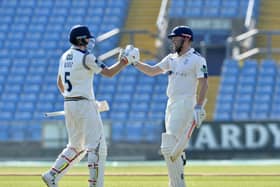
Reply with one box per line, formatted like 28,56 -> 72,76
188,122 -> 280,152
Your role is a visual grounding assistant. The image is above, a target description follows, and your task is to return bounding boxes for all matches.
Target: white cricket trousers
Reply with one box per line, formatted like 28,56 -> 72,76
165,96 -> 195,139
64,99 -> 104,150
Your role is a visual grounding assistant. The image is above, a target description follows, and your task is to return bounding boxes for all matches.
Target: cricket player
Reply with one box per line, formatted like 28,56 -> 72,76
128,26 -> 208,187
42,25 -> 132,187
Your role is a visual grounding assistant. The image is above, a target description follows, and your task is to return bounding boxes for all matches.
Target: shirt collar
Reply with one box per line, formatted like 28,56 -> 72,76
71,46 -> 87,54
175,48 -> 194,58
183,48 -> 194,56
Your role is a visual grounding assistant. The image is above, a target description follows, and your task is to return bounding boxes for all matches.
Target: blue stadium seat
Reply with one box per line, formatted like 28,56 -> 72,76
241,59 -> 258,75
185,7 -> 201,17
129,111 -> 147,121
203,7 -> 219,17
232,100 -> 251,121
36,102 -> 54,112
0,112 -> 13,120
205,0 -> 220,7
25,123 -> 42,141
154,84 -> 166,93
111,102 -> 130,112
125,122 -> 144,142
270,104 -> 280,120
19,93 -> 37,102
215,101 -> 233,113
133,93 -> 151,103
0,101 -> 16,112
236,83 -> 255,95
232,111 -> 250,121
116,84 -> 135,94
254,93 -> 272,103
110,111 -> 127,121
14,15 -> 30,24
222,0 -> 239,8
143,122 -> 162,142
130,102 -> 149,112
39,93 -> 56,102
14,112 -> 33,120
0,2 -> 16,10
220,7 -> 237,18
235,93 -> 253,103
221,75 -> 238,85
17,102 -> 34,112
30,16 -> 48,25
0,0 -> 130,134
110,0 -> 129,8
18,0 -> 36,7
152,93 -> 168,103
113,93 -> 132,103
7,73 -> 25,83
1,92 -> 18,102
251,102 -> 270,120
37,0 -> 53,7
150,102 -> 166,112
54,0 -> 71,7
0,124 -> 9,141
147,111 -> 165,121
219,84 -> 236,94
111,122 -> 126,142
9,124 -> 25,141
214,111 -> 232,121
186,0 -> 203,7
221,59 -> 239,75
23,84 -> 40,94
96,93 -> 113,103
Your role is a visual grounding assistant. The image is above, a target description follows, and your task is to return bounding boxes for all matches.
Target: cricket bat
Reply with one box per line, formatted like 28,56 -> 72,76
44,100 -> 109,117
170,99 -> 207,162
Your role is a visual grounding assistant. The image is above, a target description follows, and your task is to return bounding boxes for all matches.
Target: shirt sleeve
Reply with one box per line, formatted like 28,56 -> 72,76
156,54 -> 171,73
84,54 -> 106,74
58,56 -> 63,77
195,57 -> 208,78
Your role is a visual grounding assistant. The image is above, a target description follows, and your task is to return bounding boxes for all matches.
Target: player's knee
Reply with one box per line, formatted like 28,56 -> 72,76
99,140 -> 107,159
160,133 -> 177,156
61,147 -> 85,161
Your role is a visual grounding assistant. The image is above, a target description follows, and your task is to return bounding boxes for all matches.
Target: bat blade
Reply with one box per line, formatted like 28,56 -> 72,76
44,100 -> 109,117
45,111 -> 65,117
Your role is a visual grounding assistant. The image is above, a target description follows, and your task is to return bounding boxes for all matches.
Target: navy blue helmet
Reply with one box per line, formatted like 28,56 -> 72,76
69,25 -> 94,45
168,26 -> 193,41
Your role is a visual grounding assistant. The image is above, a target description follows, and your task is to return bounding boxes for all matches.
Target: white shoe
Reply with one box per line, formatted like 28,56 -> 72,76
42,172 -> 58,187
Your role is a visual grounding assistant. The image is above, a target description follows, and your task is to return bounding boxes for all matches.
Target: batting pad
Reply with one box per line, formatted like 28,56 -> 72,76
88,139 -> 107,187
97,139 -> 107,187
161,133 -> 186,187
52,147 -> 85,181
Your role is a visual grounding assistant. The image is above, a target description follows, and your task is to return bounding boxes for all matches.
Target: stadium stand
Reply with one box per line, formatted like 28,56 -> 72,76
169,0 -> 259,44
1,0 -> 276,145
0,0 -> 166,143
214,59 -> 280,121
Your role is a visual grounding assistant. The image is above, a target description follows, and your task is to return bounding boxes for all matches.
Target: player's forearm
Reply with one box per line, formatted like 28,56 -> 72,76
102,60 -> 126,77
134,61 -> 161,76
57,76 -> 64,95
197,78 -> 208,105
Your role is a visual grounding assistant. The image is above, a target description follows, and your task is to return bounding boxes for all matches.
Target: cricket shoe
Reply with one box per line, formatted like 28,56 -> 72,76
42,171 -> 58,187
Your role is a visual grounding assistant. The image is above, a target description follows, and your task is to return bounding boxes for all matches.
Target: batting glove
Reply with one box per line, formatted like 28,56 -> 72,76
118,48 -> 125,61
123,45 -> 140,65
193,105 -> 206,128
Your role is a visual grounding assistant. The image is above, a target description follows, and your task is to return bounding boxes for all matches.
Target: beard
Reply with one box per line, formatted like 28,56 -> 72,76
174,39 -> 185,54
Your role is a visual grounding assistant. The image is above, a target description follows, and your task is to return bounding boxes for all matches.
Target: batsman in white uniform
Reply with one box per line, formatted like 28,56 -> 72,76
42,25 -> 130,187
128,26 -> 208,187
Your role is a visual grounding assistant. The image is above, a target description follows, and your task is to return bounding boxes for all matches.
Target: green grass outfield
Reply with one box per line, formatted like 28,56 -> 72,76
0,161 -> 280,187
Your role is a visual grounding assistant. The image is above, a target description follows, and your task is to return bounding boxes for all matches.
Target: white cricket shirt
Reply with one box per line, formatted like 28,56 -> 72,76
157,48 -> 208,99
58,46 -> 104,100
